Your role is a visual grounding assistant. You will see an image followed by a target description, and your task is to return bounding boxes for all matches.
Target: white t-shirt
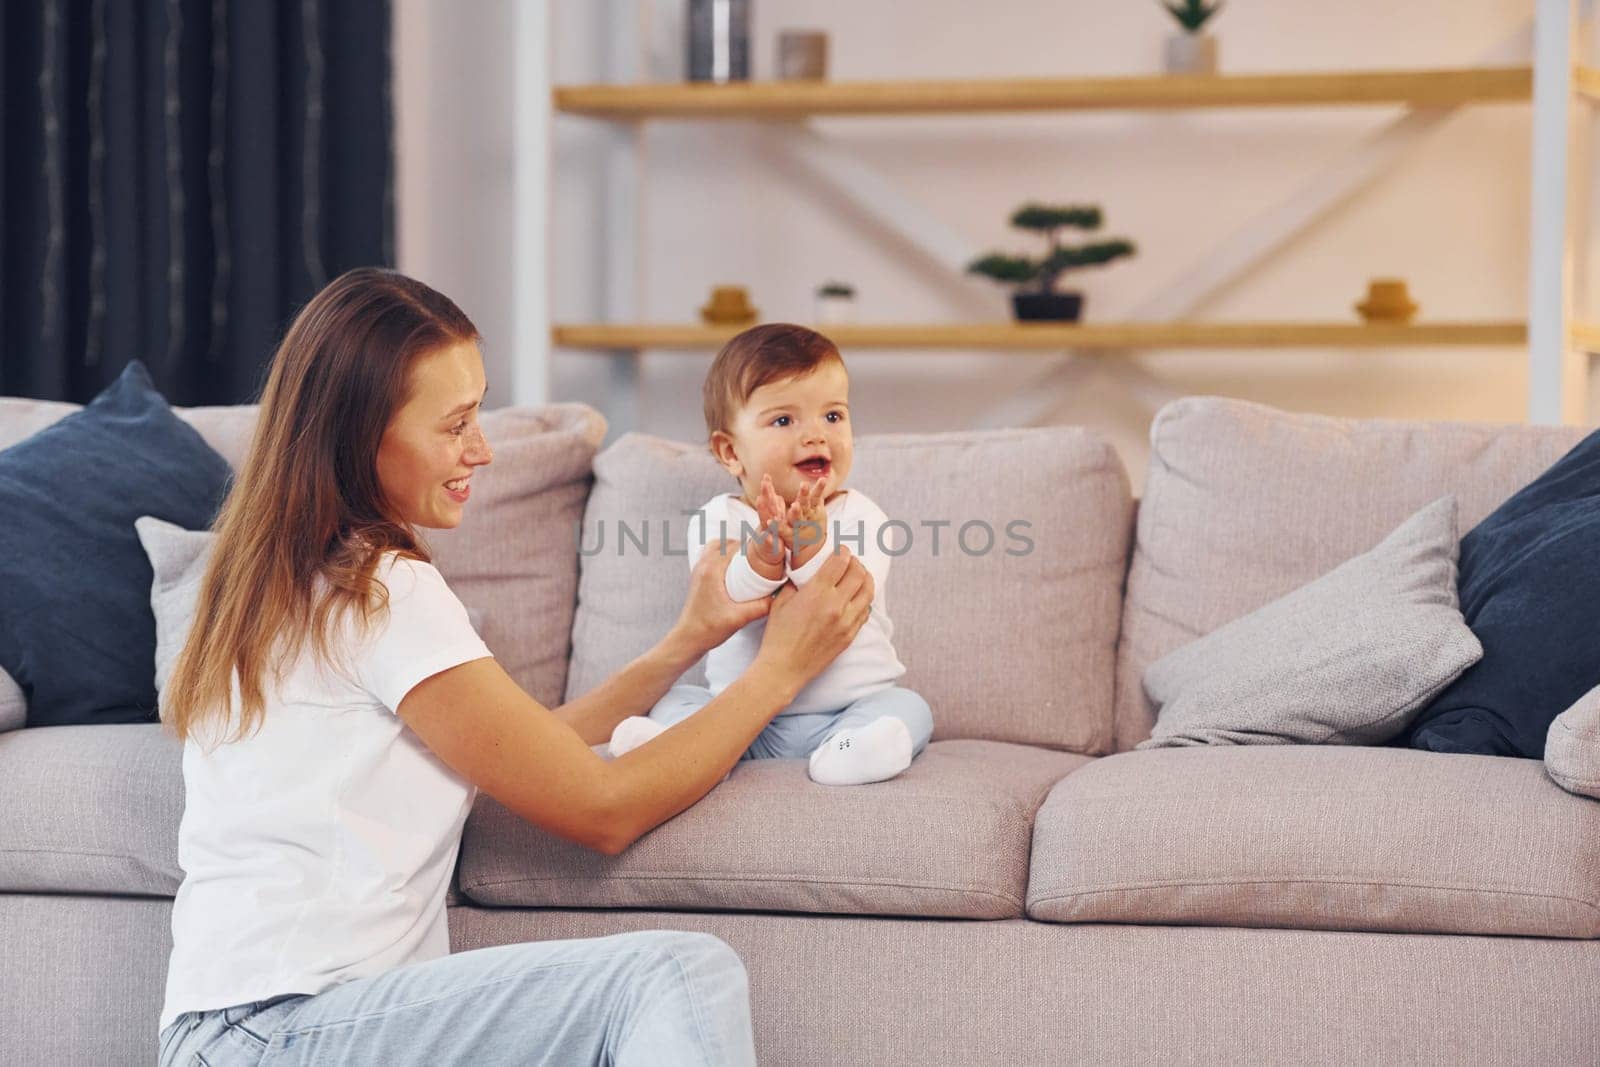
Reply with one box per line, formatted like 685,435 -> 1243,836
158,554 -> 492,1032
690,489 -> 905,716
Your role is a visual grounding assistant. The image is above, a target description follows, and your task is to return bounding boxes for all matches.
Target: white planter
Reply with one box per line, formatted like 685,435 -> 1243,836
1164,32 -> 1217,76
814,294 -> 856,324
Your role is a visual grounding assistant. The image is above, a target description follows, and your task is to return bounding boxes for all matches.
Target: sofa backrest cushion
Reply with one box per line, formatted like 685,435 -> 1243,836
1114,396 -> 1586,751
0,393 -> 605,710
566,426 -> 1134,753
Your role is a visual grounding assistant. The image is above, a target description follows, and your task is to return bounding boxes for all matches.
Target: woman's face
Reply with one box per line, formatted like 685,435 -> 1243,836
376,340 -> 493,529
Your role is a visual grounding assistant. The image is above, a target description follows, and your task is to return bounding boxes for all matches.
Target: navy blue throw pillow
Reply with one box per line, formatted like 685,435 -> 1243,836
0,361 -> 232,727
1405,425 -> 1600,758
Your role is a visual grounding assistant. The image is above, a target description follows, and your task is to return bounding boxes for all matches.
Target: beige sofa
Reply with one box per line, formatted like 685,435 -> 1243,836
1,394 -> 1597,1065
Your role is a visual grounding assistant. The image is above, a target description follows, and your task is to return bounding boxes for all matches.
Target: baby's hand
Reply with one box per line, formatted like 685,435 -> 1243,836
747,474 -> 787,576
787,478 -> 829,566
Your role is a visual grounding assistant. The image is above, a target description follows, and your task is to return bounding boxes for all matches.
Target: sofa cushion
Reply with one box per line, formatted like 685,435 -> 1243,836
566,428 -> 1134,753
0,718 -> 483,906
0,724 -> 182,894
423,406 -> 605,705
1546,682 -> 1600,801
0,397 -> 79,449
0,670 -> 23,733
1138,496 -> 1481,748
1027,745 -> 1600,938
0,362 -> 233,727
0,397 -> 606,710
458,739 -> 1092,918
1115,397 -> 1587,751
134,518 -> 213,694
1407,425 -> 1600,757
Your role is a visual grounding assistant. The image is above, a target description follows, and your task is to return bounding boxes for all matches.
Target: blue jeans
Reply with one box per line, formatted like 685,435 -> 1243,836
157,930 -> 756,1066
650,684 -> 935,760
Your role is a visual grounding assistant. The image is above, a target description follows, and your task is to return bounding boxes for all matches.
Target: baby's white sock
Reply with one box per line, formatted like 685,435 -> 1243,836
807,717 -> 914,786
607,716 -> 735,783
608,715 -> 667,758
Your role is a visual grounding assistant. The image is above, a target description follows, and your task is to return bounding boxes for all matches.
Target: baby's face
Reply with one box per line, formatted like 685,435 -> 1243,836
714,360 -> 853,506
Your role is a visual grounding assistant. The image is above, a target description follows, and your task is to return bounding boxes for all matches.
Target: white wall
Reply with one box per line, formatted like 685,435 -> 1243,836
400,0 -> 1565,490
392,0 -> 521,407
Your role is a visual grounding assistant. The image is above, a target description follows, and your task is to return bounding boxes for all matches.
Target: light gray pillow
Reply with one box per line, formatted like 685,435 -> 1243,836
1545,684 -> 1600,800
1136,495 -> 1482,749
134,517 -> 488,699
134,517 -> 214,695
0,668 -> 24,732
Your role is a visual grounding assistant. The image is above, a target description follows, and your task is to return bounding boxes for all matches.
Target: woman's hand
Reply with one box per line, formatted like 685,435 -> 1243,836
754,545 -> 874,689
673,540 -> 774,657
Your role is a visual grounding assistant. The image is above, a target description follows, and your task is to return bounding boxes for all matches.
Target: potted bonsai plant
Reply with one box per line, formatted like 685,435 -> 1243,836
967,204 -> 1136,322
1161,0 -> 1223,75
814,281 -> 856,324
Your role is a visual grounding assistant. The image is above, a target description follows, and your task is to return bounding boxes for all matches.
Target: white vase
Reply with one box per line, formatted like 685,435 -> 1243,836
815,294 -> 856,325
1164,32 -> 1218,76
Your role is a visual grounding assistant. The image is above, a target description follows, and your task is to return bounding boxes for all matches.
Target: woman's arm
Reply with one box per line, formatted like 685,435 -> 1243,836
550,632 -> 702,746
595,548 -> 873,851
399,545 -> 874,855
551,541 -> 770,745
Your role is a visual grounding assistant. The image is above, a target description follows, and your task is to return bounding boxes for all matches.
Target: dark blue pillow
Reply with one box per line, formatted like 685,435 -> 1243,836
0,361 -> 232,727
1404,425 -> 1600,758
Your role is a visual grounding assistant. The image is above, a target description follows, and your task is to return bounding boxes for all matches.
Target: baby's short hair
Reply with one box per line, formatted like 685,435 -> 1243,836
702,323 -> 841,438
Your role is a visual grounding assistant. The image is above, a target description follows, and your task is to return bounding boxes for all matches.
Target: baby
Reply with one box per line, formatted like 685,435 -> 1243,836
607,323 -> 933,786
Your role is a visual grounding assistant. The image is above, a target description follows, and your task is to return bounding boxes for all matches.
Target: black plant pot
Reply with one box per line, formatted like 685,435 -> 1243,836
1012,291 -> 1084,322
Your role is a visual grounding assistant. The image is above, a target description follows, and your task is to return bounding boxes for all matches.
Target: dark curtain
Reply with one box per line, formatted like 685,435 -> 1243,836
1,0 -> 393,406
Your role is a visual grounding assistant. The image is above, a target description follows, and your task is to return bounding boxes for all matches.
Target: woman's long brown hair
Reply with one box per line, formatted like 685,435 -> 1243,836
164,268 -> 478,745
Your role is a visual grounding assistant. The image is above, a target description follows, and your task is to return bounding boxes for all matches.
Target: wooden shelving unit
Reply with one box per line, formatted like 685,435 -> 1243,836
554,67 -> 1533,120
555,321 -> 1527,352
554,68 -> 1536,363
542,19 -> 1600,424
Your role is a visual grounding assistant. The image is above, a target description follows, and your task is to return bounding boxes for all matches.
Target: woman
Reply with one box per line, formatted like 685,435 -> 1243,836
156,268 -> 875,1065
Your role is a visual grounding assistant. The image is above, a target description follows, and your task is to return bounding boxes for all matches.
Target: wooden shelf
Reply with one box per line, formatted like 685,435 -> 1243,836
554,67 -> 1533,120
554,322 -> 1527,351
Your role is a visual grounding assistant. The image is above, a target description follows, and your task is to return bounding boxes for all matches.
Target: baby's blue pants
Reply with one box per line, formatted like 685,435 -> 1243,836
647,684 -> 934,761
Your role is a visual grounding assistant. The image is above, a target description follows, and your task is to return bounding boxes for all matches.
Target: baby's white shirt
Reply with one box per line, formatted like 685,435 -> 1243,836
688,489 -> 906,716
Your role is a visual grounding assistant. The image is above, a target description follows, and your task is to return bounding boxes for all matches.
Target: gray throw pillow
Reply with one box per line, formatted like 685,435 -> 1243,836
0,668 -> 24,732
134,517 -> 488,701
1136,495 -> 1482,749
134,517 -> 214,695
1545,684 -> 1600,800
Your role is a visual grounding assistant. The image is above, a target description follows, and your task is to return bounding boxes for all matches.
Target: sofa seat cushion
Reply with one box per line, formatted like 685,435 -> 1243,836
0,722 -> 482,905
1027,745 -> 1600,938
0,724 -> 182,895
459,739 -> 1093,919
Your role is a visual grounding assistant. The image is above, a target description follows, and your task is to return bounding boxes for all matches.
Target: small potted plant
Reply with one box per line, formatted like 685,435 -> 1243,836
814,281 -> 856,324
1161,0 -> 1223,75
967,204 -> 1136,322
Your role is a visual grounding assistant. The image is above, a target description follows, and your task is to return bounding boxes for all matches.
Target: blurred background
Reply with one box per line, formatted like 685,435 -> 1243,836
8,1 -> 1600,488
